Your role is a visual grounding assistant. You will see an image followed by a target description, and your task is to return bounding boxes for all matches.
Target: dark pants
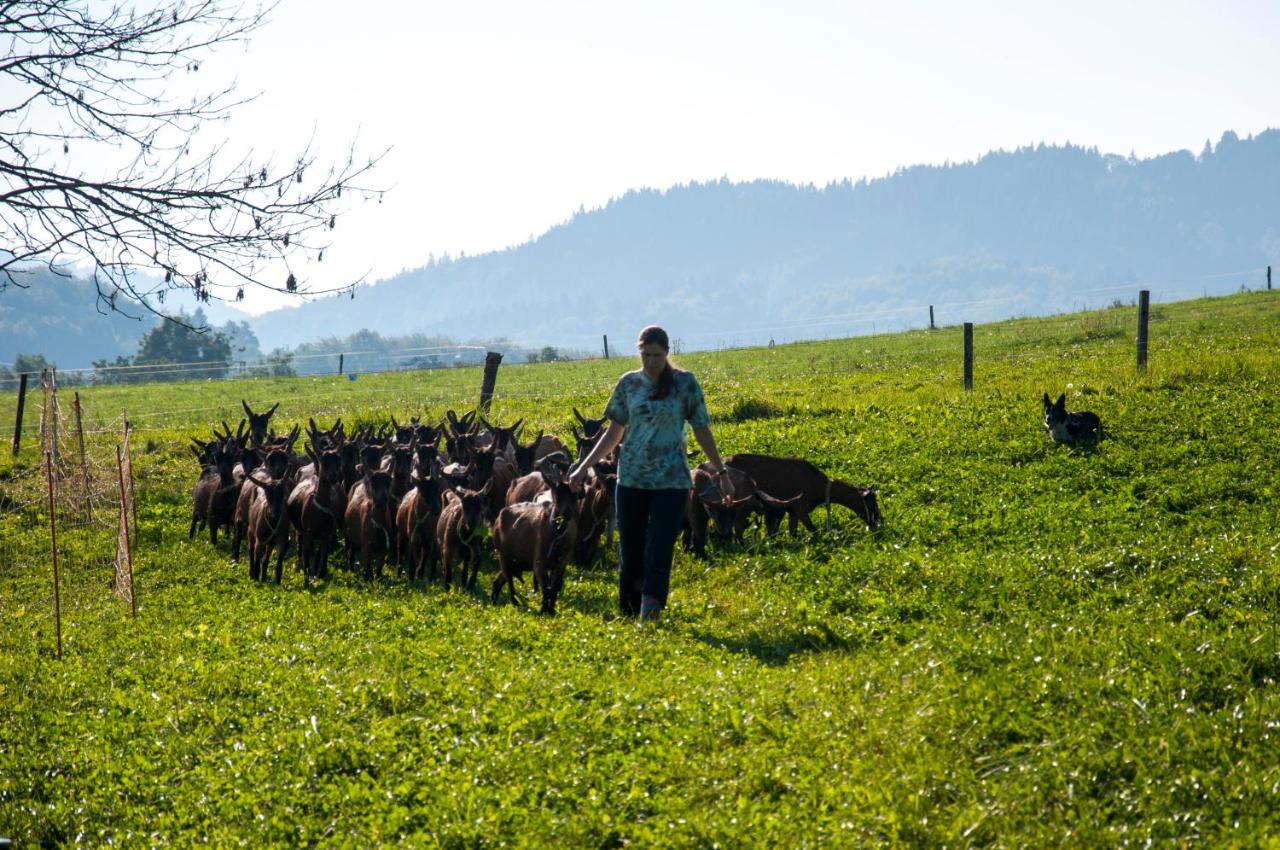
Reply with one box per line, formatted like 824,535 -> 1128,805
615,485 -> 688,616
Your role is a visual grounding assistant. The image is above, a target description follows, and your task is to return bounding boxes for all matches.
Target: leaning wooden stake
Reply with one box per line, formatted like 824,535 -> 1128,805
45,449 -> 63,660
116,442 -> 137,617
1136,290 -> 1150,371
478,351 -> 503,413
123,414 -> 137,542
73,392 -> 92,521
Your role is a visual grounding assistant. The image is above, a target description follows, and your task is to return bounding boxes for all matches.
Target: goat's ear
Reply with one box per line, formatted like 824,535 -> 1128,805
1042,392 -> 1051,407
190,445 -> 202,459
572,407 -> 587,425
1055,393 -> 1066,409
510,418 -> 523,433
236,419 -> 247,440
390,414 -> 400,430
242,400 -> 252,417
266,402 -> 279,417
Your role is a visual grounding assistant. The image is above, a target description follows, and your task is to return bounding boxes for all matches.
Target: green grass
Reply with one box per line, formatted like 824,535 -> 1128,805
3,292 -> 1280,847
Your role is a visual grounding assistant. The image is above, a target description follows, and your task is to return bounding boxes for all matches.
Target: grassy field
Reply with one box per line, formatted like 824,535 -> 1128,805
2,292 -> 1279,847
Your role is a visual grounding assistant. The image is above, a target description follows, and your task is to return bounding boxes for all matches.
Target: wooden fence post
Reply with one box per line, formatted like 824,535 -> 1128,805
73,392 -> 92,521
123,414 -> 137,542
338,353 -> 344,375
478,351 -> 503,413
1268,265 -> 1272,291
116,442 -> 137,617
963,323 -> 974,391
45,449 -> 63,661
603,335 -> 609,359
1137,290 -> 1150,371
929,305 -> 935,330
12,372 -> 28,456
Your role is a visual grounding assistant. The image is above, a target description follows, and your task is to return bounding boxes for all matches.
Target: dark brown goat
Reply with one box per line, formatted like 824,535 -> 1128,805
380,442 -> 415,501
395,468 -> 442,581
244,473 -> 292,584
189,442 -> 238,545
572,407 -> 606,440
345,470 -> 396,580
512,429 -> 544,474
435,482 -> 489,590
288,447 -> 345,582
232,449 -> 289,562
573,463 -> 616,568
491,481 -> 578,614
724,453 -> 882,532
242,400 -> 279,444
505,469 -> 555,507
533,434 -> 569,462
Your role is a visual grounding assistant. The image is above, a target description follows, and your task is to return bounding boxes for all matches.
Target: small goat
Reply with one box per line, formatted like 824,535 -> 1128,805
344,470 -> 396,581
244,473 -> 292,584
491,481 -> 578,614
435,482 -> 489,590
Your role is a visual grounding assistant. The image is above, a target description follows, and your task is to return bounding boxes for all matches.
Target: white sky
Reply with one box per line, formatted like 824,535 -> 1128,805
204,0 -> 1280,313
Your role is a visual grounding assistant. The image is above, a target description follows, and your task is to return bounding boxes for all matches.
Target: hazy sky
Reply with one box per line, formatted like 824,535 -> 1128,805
202,0 -> 1280,312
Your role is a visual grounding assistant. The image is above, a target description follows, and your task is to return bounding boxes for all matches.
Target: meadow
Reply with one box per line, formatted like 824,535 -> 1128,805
2,291 -> 1279,847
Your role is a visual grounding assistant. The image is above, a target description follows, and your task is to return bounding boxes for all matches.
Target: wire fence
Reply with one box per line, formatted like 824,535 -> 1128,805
1,371 -> 136,659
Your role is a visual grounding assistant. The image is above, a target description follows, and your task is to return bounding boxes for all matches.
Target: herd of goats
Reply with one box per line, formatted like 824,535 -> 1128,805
188,402 -> 883,614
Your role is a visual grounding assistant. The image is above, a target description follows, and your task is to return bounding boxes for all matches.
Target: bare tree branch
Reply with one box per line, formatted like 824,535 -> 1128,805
0,0 -> 386,325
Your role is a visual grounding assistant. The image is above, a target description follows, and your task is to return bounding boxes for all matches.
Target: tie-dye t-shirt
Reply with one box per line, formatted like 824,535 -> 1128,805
604,369 -> 711,490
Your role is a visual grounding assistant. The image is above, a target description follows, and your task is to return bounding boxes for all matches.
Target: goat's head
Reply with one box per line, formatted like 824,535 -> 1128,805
572,406 -> 605,440
245,473 -> 288,518
513,429 -> 544,474
242,400 -> 279,444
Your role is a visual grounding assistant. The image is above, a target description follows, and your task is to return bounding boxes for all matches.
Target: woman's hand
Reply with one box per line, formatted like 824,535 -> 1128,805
567,464 -> 588,494
716,468 -> 734,506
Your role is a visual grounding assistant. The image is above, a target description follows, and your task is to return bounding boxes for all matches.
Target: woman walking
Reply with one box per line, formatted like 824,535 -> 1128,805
569,325 -> 733,621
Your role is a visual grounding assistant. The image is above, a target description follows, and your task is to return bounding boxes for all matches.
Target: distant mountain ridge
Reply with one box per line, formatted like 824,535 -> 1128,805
5,129 -> 1278,365
250,129 -> 1280,352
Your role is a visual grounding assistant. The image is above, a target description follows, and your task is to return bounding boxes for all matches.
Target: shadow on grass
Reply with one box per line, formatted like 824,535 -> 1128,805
688,621 -> 856,667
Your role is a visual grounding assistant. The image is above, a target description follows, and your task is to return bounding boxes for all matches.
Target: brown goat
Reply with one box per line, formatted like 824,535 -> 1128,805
242,400 -> 279,445
288,447 -> 346,582
724,453 -> 882,532
505,469 -> 556,507
573,464 -> 616,568
232,449 -> 289,562
244,473 -> 292,584
533,434 -> 568,462
345,470 -> 396,580
491,481 -> 578,614
572,406 -> 606,440
189,442 -> 238,545
395,469 -> 443,581
435,482 -> 489,590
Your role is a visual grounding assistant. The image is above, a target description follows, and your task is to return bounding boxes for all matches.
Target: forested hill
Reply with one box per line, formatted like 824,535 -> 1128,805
6,129 -> 1278,364
252,129 -> 1280,352
0,269 -> 250,368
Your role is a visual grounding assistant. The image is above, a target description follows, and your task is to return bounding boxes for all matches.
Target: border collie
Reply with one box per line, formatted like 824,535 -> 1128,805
1042,392 -> 1102,444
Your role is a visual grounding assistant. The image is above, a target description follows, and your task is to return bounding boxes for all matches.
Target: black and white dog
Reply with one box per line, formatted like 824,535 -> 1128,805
1042,392 -> 1102,444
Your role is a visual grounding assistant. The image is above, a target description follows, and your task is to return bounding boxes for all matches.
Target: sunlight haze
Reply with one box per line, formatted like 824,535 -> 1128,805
209,0 -> 1280,312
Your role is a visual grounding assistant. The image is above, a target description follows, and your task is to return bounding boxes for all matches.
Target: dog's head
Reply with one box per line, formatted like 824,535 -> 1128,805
1042,392 -> 1067,428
